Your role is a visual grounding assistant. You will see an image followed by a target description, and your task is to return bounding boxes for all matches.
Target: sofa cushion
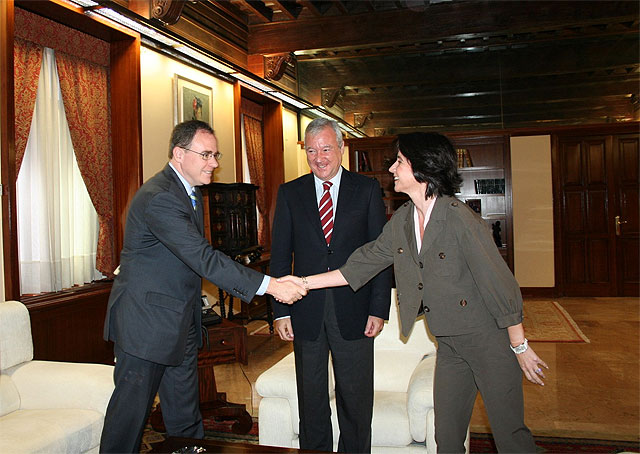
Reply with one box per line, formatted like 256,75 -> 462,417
371,391 -> 413,446
0,301 -> 33,371
256,353 -> 336,400
0,408 -> 103,453
0,375 -> 20,418
374,350 -> 424,393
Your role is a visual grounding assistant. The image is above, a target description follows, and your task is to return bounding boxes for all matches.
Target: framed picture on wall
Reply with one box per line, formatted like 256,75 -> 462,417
174,74 -> 213,126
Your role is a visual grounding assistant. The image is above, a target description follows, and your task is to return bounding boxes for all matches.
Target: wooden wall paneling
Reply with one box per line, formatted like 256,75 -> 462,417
27,285 -> 113,364
233,81 -> 243,182
110,36 -> 143,263
235,84 -> 285,250
0,0 -> 19,301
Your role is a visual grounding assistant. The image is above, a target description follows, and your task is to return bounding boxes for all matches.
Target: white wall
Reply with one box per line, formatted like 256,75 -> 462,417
511,135 -> 555,287
140,46 -> 236,183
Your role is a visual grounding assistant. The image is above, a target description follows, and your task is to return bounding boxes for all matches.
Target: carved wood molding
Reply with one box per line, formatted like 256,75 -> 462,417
374,128 -> 387,137
151,0 -> 186,25
264,53 -> 295,81
321,87 -> 344,108
354,112 -> 372,128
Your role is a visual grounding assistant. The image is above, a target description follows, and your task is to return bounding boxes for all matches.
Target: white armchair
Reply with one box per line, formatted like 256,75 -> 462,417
256,289 -> 469,453
0,300 -> 115,454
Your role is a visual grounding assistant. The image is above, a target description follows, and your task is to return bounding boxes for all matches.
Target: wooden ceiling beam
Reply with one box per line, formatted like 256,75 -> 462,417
298,0 -> 332,17
294,23 -> 639,61
331,0 -> 348,15
271,0 -> 302,20
297,38 -> 639,89
247,1 -> 638,54
236,0 -> 272,23
350,96 -> 635,118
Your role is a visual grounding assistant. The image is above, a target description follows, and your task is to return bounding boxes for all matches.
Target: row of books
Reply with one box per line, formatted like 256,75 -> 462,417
456,148 -> 473,168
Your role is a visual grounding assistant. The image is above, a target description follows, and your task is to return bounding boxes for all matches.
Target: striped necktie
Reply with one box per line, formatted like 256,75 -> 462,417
189,189 -> 197,210
319,181 -> 333,245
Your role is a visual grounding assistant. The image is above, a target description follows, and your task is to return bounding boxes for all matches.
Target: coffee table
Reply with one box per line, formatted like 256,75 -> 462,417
151,436 -> 323,453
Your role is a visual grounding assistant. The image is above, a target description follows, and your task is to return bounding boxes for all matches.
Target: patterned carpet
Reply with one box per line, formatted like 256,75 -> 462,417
141,422 -> 639,453
523,300 -> 590,343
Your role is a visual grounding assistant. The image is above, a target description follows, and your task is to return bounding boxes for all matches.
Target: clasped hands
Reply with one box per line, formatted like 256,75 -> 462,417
266,275 -> 307,304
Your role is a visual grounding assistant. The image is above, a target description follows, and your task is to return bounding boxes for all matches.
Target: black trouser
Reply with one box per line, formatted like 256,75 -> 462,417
100,324 -> 203,453
293,293 -> 374,453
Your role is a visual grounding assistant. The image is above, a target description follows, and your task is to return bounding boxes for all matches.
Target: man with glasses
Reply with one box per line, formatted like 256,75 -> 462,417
100,120 -> 306,453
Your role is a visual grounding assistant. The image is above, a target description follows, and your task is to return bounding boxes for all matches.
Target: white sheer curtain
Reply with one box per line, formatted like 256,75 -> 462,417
17,47 -> 103,294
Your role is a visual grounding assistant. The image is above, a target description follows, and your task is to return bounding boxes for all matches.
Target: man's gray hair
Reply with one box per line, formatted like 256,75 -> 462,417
305,118 -> 344,148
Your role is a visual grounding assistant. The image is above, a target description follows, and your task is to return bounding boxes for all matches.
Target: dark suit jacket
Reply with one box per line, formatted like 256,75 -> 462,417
270,168 -> 392,341
341,195 -> 523,338
104,164 -> 264,366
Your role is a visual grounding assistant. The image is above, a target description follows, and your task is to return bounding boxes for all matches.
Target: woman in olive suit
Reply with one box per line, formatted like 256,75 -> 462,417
278,133 -> 548,453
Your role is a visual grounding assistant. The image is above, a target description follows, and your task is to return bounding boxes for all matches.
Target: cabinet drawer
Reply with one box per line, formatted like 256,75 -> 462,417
205,330 -> 236,353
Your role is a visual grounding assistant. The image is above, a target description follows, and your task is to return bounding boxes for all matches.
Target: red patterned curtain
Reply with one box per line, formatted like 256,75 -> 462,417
56,52 -> 115,275
242,114 -> 269,246
13,38 -> 42,172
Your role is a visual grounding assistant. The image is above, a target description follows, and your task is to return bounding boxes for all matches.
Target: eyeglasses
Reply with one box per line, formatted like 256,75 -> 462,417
182,147 -> 222,161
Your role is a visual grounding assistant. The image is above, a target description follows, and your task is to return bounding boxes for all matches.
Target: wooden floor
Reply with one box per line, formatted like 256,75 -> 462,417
213,297 -> 639,442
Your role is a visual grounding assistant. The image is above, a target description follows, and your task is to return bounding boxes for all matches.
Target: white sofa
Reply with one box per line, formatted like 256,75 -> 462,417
256,289 -> 469,453
0,300 -> 115,453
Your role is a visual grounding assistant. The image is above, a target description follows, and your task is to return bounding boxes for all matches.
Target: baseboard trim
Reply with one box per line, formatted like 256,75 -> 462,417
520,287 -> 557,298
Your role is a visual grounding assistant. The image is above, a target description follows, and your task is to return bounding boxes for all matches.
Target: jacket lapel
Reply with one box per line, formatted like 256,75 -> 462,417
331,169 -> 354,246
194,186 -> 204,234
419,197 -> 446,257
163,165 -> 202,233
403,202 -> 420,265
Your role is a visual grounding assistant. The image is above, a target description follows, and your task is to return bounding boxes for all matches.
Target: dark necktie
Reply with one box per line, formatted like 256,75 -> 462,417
319,181 -> 333,245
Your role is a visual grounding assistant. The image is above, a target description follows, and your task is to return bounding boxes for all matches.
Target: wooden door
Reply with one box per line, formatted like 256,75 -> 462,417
612,134 -> 639,296
555,132 -> 639,296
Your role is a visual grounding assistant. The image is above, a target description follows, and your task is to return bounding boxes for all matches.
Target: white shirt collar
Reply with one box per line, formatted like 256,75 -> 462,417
169,162 -> 194,195
414,197 -> 437,253
313,166 -> 343,209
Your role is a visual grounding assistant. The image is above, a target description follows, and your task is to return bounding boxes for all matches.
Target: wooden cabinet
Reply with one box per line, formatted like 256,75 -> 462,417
449,134 -> 513,271
201,182 -> 259,257
346,134 -> 513,271
200,318 -> 247,365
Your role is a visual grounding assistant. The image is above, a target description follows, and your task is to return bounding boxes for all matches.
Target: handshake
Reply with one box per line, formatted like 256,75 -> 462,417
265,275 -> 308,304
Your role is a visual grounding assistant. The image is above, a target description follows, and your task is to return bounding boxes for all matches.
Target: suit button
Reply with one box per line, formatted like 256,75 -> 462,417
424,306 -> 430,312
451,201 -> 459,207
328,249 -> 334,254
397,248 -> 404,254
460,299 -> 467,307
419,261 -> 423,268
439,252 -> 446,259
417,283 -> 423,290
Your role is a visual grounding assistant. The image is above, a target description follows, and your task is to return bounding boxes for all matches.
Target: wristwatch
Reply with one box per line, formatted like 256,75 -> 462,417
510,338 -> 528,354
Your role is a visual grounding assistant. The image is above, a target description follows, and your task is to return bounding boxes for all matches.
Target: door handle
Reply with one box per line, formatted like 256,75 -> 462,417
615,215 -> 628,236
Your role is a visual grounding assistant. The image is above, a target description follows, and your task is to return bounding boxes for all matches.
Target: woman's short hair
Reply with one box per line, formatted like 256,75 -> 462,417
169,120 -> 214,159
394,132 -> 462,199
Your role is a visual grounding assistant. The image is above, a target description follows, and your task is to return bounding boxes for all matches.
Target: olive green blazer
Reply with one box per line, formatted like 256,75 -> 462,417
340,195 -> 523,337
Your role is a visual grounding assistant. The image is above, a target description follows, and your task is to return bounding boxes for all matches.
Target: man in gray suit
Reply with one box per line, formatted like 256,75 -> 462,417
100,120 -> 305,453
